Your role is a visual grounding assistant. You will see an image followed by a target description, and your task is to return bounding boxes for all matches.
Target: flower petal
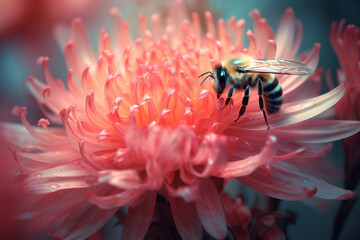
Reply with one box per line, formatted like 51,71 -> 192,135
195,178 -> 227,239
54,205 -> 117,240
166,182 -> 199,202
217,135 -> 277,178
25,176 -> 93,194
222,194 -> 251,227
270,120 -> 360,144
121,191 -> 157,240
238,169 -> 316,201
275,8 -> 297,59
18,190 -> 93,233
238,162 -> 353,200
281,43 -> 320,95
187,132 -> 229,178
1,119 -> 69,150
235,83 -> 345,129
1,122 -> 40,147
226,120 -> 360,144
169,196 -> 202,240
278,80 -> 344,127
96,169 -> 142,189
88,188 -> 148,209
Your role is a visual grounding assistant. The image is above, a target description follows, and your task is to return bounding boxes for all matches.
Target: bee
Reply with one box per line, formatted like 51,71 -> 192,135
199,54 -> 314,129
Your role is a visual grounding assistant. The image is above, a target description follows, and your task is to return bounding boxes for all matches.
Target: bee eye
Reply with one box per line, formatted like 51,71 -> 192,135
214,65 -> 228,95
218,69 -> 228,89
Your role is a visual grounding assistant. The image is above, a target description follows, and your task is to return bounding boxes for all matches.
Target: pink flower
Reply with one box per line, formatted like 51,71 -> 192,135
251,212 -> 286,240
222,194 -> 251,239
2,1 -> 360,239
328,21 -> 360,239
0,0 -> 106,39
329,21 -> 360,189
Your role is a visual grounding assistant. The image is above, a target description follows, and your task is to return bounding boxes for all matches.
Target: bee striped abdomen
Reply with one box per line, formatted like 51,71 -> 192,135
262,78 -> 283,114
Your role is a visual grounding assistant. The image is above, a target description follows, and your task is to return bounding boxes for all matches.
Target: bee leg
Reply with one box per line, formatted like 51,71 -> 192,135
234,86 -> 250,121
250,76 -> 260,87
222,85 -> 235,109
257,81 -> 270,129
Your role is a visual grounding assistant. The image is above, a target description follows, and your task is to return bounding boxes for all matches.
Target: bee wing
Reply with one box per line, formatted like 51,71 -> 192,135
245,59 -> 314,75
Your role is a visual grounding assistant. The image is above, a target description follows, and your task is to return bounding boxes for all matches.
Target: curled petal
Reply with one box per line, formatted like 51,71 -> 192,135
96,169 -> 142,189
88,188 -> 148,209
145,125 -> 195,175
166,183 -> 199,202
218,135 -> 277,178
17,107 -> 57,144
187,132 -> 229,177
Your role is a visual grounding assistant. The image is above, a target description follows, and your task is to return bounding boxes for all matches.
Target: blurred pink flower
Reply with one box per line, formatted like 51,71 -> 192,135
251,212 -> 286,240
329,21 -> 360,189
2,1 -> 360,239
329,21 -> 360,239
222,193 -> 251,239
0,0 -> 106,39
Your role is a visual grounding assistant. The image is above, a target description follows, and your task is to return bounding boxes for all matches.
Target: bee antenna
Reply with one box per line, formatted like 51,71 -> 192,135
200,74 -> 215,85
198,71 -> 213,78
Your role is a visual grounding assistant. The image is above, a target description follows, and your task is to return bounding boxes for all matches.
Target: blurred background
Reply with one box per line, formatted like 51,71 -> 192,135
0,0 -> 359,239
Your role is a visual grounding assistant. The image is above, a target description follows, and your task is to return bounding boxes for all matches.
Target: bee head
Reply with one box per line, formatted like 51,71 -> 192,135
213,64 -> 228,98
